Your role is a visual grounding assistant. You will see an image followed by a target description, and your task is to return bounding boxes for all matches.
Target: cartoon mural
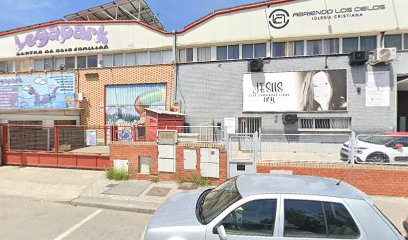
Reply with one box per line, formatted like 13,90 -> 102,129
0,74 -> 76,109
105,84 -> 166,141
105,84 -> 166,126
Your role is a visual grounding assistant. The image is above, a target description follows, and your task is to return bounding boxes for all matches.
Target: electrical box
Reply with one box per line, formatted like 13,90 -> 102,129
349,51 -> 369,65
184,149 -> 197,170
200,148 -> 220,178
158,145 -> 176,173
157,130 -> 178,145
139,156 -> 150,174
113,160 -> 129,172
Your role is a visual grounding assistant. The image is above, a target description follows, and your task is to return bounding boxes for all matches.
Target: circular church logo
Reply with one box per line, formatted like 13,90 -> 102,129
269,9 -> 290,29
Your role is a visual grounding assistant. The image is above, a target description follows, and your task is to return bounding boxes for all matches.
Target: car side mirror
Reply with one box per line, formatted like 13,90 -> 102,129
213,225 -> 227,240
394,143 -> 404,149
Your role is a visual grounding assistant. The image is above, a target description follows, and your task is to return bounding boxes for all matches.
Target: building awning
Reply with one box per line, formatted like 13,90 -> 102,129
145,108 -> 186,116
397,74 -> 408,91
64,0 -> 164,30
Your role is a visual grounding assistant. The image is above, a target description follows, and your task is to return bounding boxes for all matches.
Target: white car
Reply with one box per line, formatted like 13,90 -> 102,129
340,135 -> 408,163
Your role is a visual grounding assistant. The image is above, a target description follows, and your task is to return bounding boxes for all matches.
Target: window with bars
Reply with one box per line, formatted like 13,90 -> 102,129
298,118 -> 351,131
239,118 -> 261,134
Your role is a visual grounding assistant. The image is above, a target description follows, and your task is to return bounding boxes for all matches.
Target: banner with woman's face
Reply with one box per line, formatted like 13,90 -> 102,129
243,69 -> 347,112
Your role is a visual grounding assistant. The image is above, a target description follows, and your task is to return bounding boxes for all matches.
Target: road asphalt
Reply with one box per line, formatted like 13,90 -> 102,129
0,166 -> 407,238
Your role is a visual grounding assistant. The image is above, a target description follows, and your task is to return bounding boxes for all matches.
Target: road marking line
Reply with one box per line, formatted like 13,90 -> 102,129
54,209 -> 103,240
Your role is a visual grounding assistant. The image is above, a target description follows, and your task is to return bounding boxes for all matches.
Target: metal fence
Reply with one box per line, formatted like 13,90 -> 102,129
228,133 -> 256,162
260,134 -> 351,163
227,132 -> 408,166
6,125 -> 110,154
176,126 -> 224,143
1,124 -> 224,154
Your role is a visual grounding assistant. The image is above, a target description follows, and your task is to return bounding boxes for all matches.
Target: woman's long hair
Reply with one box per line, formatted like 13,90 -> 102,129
300,71 -> 335,111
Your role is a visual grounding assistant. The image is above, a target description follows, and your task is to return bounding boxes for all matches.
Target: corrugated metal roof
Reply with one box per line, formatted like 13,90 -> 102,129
145,108 -> 186,116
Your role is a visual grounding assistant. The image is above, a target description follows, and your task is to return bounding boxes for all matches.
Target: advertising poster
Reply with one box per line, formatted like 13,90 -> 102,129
86,130 -> 97,146
243,70 -> 347,112
366,71 -> 391,107
105,83 -> 167,126
0,74 -> 76,109
224,118 -> 236,134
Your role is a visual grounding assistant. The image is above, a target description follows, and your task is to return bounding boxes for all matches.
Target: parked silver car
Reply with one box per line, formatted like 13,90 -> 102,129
140,174 -> 404,240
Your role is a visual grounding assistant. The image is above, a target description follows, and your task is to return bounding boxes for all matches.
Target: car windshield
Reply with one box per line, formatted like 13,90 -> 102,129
199,177 -> 241,224
358,136 -> 396,145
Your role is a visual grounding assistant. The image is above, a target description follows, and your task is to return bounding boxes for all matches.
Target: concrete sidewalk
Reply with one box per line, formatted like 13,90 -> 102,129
372,196 -> 408,234
0,166 -> 104,202
71,179 -> 187,214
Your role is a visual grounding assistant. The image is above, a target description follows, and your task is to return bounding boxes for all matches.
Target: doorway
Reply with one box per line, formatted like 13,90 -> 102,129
397,75 -> 408,132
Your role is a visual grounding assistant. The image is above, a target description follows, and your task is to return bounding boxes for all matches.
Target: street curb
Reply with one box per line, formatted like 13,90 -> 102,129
70,201 -> 156,214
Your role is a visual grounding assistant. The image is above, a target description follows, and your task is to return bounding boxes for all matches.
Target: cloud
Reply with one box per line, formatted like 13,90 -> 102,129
34,78 -> 47,85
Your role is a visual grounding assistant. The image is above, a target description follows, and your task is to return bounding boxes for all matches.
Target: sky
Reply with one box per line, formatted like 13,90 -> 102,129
0,0 -> 263,32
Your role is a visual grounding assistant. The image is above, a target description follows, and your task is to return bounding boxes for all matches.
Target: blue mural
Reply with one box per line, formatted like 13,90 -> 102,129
0,74 -> 76,109
105,84 -> 166,126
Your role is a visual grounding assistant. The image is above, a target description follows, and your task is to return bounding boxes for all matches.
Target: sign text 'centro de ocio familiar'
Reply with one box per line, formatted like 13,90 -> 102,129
14,25 -> 109,51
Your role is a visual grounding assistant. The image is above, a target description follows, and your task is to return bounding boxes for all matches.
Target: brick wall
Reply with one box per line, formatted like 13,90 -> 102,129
257,163 -> 408,197
0,64 -> 174,127
77,64 -> 174,126
111,144 -> 408,196
110,142 -> 227,185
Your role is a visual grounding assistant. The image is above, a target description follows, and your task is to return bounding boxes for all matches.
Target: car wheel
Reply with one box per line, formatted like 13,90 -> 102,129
366,152 -> 390,163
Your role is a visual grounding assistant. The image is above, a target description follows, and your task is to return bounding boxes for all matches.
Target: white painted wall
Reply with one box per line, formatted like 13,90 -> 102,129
0,22 -> 173,59
0,0 -> 408,60
177,0 -> 408,46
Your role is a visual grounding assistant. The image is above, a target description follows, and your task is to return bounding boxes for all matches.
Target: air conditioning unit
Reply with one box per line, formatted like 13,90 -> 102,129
249,59 -> 264,72
370,48 -> 397,65
282,114 -> 298,124
157,130 -> 178,145
349,51 -> 369,66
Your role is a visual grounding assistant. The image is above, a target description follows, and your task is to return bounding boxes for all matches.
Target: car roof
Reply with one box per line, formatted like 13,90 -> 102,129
236,174 -> 371,201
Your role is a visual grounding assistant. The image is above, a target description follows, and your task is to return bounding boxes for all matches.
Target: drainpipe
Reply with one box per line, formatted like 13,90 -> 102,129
172,30 -> 177,106
380,31 -> 385,48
